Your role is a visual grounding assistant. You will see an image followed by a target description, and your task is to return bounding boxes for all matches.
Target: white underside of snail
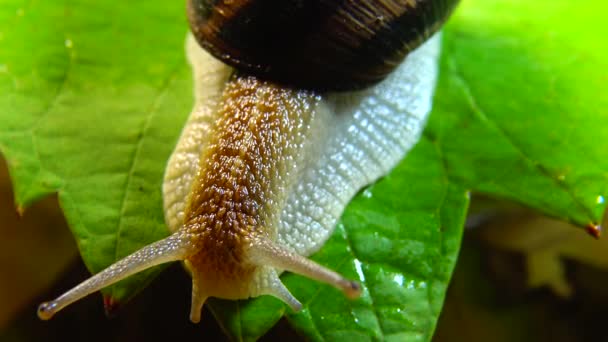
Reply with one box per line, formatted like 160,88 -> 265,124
37,32 -> 442,323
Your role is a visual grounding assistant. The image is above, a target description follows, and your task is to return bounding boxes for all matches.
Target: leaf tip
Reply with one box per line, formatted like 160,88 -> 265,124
585,223 -> 601,239
103,295 -> 121,318
16,205 -> 25,217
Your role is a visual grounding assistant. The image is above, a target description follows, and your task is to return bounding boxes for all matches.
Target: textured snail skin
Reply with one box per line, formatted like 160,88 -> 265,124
36,33 -> 441,323
169,33 -> 442,256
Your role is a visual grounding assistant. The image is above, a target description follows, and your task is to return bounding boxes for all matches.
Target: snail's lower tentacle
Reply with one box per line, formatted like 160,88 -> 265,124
37,233 -> 195,320
187,260 -> 208,323
257,268 -> 302,311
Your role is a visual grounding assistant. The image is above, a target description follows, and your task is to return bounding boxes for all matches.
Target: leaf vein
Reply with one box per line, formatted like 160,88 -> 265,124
111,65 -> 181,277
447,55 -> 596,223
427,136 -> 450,317
341,228 -> 386,340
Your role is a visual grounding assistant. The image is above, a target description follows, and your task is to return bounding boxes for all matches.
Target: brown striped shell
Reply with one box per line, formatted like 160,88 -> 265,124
187,0 -> 460,91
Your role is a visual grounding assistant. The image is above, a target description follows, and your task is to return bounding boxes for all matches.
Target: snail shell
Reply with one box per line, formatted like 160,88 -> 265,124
188,0 -> 458,90
37,0 -> 456,324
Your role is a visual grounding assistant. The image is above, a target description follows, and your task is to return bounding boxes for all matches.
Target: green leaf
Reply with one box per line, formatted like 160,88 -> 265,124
432,0 -> 608,228
0,0 -> 606,341
282,141 -> 468,342
0,0 -> 192,302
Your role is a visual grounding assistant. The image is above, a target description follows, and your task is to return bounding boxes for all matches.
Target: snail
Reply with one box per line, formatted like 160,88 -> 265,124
38,0 -> 459,323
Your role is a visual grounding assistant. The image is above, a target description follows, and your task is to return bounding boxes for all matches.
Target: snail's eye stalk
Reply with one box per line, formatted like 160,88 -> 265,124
37,234 -> 193,320
248,238 -> 362,299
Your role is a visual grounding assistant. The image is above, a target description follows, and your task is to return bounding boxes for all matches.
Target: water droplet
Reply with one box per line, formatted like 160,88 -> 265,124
596,195 -> 604,204
362,188 -> 373,198
65,39 -> 73,48
392,274 -> 404,286
353,259 -> 365,282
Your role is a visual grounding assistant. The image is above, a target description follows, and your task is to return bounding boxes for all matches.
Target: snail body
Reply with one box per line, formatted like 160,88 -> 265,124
38,0 -> 457,323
